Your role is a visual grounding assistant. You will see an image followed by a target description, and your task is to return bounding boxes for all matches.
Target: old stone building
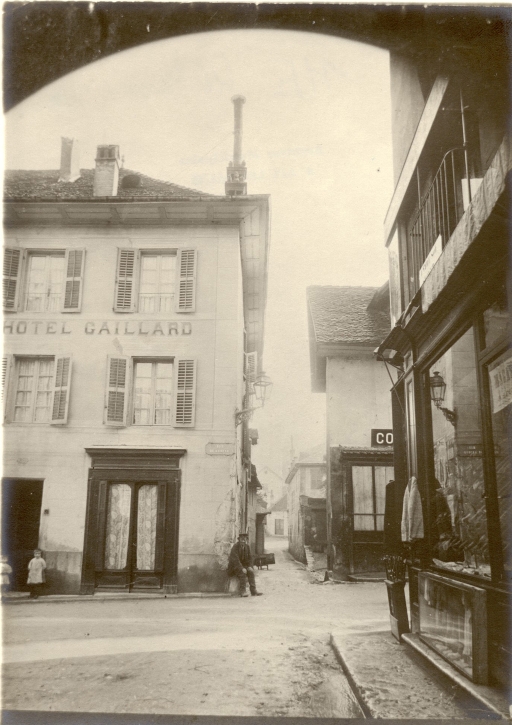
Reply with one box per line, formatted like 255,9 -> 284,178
2,130 -> 270,595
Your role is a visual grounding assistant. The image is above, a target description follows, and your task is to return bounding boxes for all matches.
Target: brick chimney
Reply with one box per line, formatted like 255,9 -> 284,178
58,137 -> 80,183
225,95 -> 247,196
93,145 -> 121,197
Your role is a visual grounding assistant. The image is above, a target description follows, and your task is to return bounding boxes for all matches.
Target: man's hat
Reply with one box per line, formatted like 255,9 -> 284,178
238,531 -> 249,538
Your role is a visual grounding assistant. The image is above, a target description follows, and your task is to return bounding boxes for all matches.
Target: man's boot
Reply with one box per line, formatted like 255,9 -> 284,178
250,587 -> 263,596
240,589 -> 249,597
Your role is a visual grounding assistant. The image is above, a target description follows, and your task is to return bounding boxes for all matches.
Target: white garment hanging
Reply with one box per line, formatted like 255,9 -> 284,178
401,476 -> 424,542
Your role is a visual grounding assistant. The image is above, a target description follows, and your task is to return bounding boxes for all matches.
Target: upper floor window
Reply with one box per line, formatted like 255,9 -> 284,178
3,248 -> 85,313
352,465 -> 394,531
114,248 -> 196,313
133,360 -> 173,425
3,355 -> 72,425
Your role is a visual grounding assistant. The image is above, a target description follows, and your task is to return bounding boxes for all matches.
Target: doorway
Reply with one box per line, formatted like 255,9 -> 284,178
1,478 -> 43,590
81,457 -> 181,594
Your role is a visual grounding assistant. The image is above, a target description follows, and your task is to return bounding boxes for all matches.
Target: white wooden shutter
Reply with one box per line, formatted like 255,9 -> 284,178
105,356 -> 129,426
244,351 -> 258,384
174,359 -> 196,427
62,249 -> 86,312
114,249 -> 137,312
3,248 -> 21,310
50,355 -> 72,424
176,249 -> 196,312
2,355 -> 13,420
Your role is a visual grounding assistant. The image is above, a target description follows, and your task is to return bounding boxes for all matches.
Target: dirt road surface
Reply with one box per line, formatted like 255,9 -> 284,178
3,536 -> 389,717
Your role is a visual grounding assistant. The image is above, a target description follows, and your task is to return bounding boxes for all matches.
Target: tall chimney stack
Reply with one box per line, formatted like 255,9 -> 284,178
225,95 -> 247,196
93,144 -> 121,197
59,137 -> 80,183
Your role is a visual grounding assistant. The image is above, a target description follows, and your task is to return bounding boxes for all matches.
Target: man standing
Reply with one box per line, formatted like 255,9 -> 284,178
228,532 -> 263,597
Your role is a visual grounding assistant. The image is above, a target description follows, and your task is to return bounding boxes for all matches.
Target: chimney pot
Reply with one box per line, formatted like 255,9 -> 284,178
93,144 -> 121,197
59,137 -> 80,183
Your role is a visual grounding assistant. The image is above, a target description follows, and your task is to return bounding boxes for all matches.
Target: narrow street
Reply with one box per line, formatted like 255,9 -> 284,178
2,536 -> 390,717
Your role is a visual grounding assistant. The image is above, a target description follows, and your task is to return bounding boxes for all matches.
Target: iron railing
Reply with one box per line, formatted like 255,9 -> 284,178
407,146 -> 477,296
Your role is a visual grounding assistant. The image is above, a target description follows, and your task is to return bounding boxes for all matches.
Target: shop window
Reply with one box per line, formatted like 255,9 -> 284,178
105,356 -> 196,428
352,465 -> 394,531
114,249 -> 196,313
427,328 -> 490,578
3,355 -> 72,425
3,248 -> 86,312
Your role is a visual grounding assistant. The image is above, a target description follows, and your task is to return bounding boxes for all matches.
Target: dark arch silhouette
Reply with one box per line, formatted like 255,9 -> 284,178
3,3 -> 510,111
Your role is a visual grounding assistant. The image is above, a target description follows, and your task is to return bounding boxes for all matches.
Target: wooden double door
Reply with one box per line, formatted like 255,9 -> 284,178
81,465 -> 180,594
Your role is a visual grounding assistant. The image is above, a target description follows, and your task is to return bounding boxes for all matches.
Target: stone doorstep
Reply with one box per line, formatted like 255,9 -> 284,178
402,633 -> 510,720
2,592 -> 233,605
330,630 -> 509,721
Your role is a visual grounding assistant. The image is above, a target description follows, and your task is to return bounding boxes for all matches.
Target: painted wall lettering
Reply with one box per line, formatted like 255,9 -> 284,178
4,320 -> 193,335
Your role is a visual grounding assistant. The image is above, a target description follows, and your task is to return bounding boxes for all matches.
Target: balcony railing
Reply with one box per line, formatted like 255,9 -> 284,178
407,146 -> 481,296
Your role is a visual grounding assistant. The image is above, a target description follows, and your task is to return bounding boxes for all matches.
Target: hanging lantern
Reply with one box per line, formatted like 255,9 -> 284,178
430,370 -> 446,408
253,373 -> 273,406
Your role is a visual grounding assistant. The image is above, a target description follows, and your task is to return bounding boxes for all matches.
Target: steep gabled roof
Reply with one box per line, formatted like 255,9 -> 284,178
307,284 -> 391,392
270,493 -> 288,512
4,168 -> 212,200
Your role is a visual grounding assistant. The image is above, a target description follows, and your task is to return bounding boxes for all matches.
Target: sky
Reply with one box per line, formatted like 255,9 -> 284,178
4,29 -> 393,478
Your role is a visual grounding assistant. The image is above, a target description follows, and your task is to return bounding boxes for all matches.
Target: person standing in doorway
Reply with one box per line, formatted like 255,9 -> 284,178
27,549 -> 46,599
228,532 -> 262,597
1,556 -> 13,595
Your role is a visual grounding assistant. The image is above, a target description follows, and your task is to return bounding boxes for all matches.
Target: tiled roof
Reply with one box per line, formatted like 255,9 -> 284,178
4,168 -> 213,200
307,286 -> 390,346
271,493 -> 288,512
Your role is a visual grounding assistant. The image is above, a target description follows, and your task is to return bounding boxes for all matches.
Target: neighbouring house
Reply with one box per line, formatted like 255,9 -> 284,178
375,35 -> 510,691
256,464 -> 286,510
286,447 -> 326,564
307,284 -> 393,579
2,99 -> 270,595
267,492 -> 288,538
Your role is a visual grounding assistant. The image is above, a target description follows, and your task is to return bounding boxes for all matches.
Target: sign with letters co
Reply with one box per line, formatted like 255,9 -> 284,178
371,429 -> 393,447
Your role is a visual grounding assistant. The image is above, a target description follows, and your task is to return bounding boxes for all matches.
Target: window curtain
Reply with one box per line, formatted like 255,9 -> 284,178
136,484 -> 157,570
104,484 -> 132,570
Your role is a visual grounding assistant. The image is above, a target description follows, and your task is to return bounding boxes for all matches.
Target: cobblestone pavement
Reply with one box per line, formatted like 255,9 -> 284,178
3,537 -> 375,718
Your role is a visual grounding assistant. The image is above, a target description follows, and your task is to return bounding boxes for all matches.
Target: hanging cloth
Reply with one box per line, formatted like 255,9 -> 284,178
401,476 -> 424,542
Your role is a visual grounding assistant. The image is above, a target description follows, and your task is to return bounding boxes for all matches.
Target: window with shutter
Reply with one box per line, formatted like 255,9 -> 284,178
3,248 -> 21,310
2,355 -> 12,419
51,355 -> 72,424
114,249 -> 136,311
105,356 -> 129,425
174,359 -> 196,426
176,249 -> 196,312
244,351 -> 258,390
63,249 -> 86,312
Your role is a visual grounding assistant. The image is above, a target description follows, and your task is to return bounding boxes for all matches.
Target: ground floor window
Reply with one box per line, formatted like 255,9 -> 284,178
352,465 -> 394,531
13,357 -> 54,423
427,327 -> 490,577
275,518 -> 284,536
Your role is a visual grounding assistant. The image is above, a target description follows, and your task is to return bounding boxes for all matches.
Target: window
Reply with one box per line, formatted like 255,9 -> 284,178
352,465 -> 394,531
3,248 -> 86,312
133,361 -> 173,425
105,356 -> 196,427
3,355 -> 72,424
114,248 -> 196,313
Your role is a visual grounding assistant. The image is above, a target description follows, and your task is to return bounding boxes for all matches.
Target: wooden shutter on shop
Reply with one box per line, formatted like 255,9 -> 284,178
3,248 -> 21,310
154,481 -> 167,572
176,249 -> 196,312
163,470 -> 181,591
174,359 -> 196,427
105,356 -> 129,426
95,481 -> 108,571
114,248 -> 137,311
62,249 -> 86,311
51,355 -> 72,424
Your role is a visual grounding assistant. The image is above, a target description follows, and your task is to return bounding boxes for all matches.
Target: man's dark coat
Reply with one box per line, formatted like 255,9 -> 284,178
228,540 -> 253,576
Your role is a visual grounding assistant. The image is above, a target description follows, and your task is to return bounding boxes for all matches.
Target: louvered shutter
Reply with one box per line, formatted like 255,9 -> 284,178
174,359 -> 196,427
176,249 -> 196,312
2,355 -> 13,420
62,249 -> 86,311
244,351 -> 258,384
51,355 -> 72,424
105,356 -> 129,426
114,249 -> 137,311
3,248 -> 21,310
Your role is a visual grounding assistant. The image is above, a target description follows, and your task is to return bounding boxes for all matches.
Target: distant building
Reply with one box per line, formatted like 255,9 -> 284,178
256,464 -> 286,510
267,492 -> 288,537
307,284 -> 393,578
286,447 -> 326,564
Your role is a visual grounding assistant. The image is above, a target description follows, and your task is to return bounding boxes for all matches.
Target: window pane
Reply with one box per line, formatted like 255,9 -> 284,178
353,466 -> 374,530
139,255 -> 176,313
26,255 -> 64,311
104,484 -> 132,570
483,286 -> 509,350
47,256 -> 65,311
487,349 -> 512,578
133,363 -> 152,425
428,328 -> 490,578
13,358 -> 54,423
133,361 -> 172,425
136,485 -> 157,570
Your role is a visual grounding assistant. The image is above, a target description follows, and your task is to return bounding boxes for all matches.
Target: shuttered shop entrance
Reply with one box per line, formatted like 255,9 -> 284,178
81,450 -> 182,594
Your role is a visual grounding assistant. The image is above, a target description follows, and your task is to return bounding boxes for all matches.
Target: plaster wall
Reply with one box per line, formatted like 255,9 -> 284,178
326,353 -> 392,448
3,223 -> 245,592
